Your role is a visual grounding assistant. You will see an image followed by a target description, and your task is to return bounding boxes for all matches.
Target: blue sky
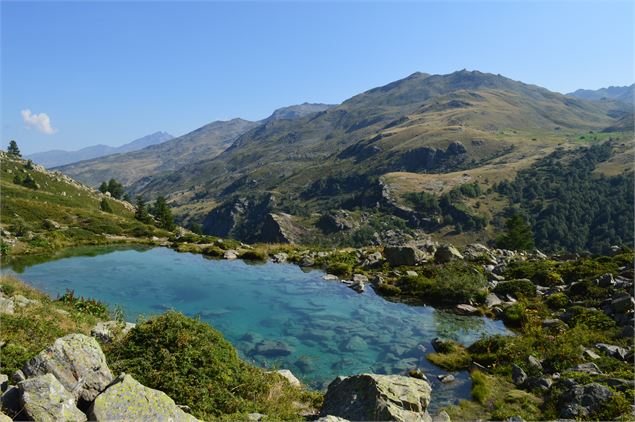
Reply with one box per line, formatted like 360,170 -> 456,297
1,1 -> 633,155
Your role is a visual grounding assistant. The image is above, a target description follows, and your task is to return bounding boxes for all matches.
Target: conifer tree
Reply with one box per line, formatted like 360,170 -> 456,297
7,140 -> 21,157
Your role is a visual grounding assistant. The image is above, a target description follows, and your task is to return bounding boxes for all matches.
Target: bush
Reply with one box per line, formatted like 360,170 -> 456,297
239,250 -> 267,261
545,293 -> 568,309
493,279 -> 537,298
326,262 -> 353,277
375,283 -> 401,296
502,303 -> 527,327
56,289 -> 109,318
105,311 -> 320,419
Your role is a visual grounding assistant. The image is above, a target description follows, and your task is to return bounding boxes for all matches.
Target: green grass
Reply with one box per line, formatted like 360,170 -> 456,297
426,341 -> 471,371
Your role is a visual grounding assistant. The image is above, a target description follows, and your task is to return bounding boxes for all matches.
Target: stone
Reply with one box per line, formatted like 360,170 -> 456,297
612,296 -> 635,313
525,376 -> 552,391
0,375 -> 7,392
90,320 -> 136,344
43,219 -> 61,229
353,274 -> 369,284
275,369 -> 301,387
527,355 -> 543,372
22,333 -> 113,402
406,270 -> 419,277
316,416 -> 350,422
595,273 -> 615,287
484,293 -> 502,308
0,412 -> 10,422
11,370 -> 25,384
320,374 -> 432,422
596,343 -> 629,361
248,412 -> 265,421
253,340 -> 294,357
432,410 -> 451,422
11,295 -> 39,308
384,245 -> 425,267
362,252 -> 384,269
323,274 -> 339,281
511,364 -> 527,386
569,362 -> 602,375
19,374 -> 86,422
343,336 -> 368,352
408,369 -> 427,380
434,245 -> 463,264
455,304 -> 479,315
582,348 -> 601,360
559,382 -> 613,419
0,297 -> 14,315
272,252 -> 288,263
437,374 -> 455,383
300,256 -> 315,267
88,373 -> 199,421
223,249 -> 238,260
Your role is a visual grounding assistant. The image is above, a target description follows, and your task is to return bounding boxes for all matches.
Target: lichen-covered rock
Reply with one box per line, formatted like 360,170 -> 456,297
0,297 -> 14,315
90,320 -> 136,343
22,333 -> 113,402
88,374 -> 199,422
19,374 -> 86,422
320,373 -> 432,421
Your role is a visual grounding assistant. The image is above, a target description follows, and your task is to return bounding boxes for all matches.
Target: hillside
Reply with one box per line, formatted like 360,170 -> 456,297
27,131 -> 173,168
113,70 -> 632,251
568,84 -> 634,104
0,151 -> 169,255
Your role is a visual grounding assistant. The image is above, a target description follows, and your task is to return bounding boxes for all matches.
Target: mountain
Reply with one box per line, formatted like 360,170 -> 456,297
568,84 -> 634,104
56,119 -> 258,187
27,131 -> 173,168
51,70 -> 632,249
264,103 -> 334,122
56,103 -> 335,188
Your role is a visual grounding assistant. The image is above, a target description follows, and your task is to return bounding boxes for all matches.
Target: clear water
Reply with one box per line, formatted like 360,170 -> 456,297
3,246 -> 511,410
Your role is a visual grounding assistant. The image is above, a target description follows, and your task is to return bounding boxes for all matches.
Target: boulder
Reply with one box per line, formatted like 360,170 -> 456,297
223,249 -> 238,260
455,304 -> 479,315
0,297 -> 14,315
272,252 -> 288,263
12,295 -> 39,308
437,374 -> 455,384
1,386 -> 21,416
19,374 -> 86,422
253,340 -> 294,357
596,343 -> 629,361
275,369 -> 301,387
559,382 -> 613,419
361,252 -> 384,269
90,321 -> 136,344
22,333 -> 113,402
484,293 -> 502,308
527,355 -> 543,372
511,364 -> 527,386
612,296 -> 634,313
406,270 -> 419,277
320,374 -> 432,421
0,412 -> 10,422
88,374 -> 199,421
569,362 -> 602,375
384,245 -> 425,267
434,245 -> 463,264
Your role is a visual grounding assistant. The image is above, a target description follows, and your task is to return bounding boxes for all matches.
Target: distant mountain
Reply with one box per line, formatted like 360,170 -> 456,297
27,131 -> 173,168
56,119 -> 258,187
568,84 -> 634,104
57,103 -> 335,187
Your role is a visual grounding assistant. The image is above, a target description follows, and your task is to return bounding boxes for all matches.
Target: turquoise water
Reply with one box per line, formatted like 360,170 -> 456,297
3,246 -> 510,409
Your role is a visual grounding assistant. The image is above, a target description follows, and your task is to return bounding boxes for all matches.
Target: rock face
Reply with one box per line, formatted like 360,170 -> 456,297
19,374 -> 86,422
88,374 -> 199,422
22,334 -> 113,402
320,374 -> 432,421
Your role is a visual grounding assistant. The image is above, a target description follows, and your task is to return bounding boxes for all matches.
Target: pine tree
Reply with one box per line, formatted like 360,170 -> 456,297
100,198 -> 113,213
22,174 -> 38,190
107,179 -> 124,199
99,182 -> 108,194
134,196 -> 152,224
152,196 -> 175,231
496,213 -> 535,251
7,140 -> 21,157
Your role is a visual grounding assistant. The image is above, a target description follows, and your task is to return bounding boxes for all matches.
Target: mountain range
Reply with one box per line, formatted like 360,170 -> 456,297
54,70 -> 634,249
568,84 -> 634,104
27,131 -> 174,168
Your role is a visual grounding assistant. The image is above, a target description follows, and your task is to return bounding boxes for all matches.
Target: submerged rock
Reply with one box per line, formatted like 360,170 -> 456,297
320,373 -> 432,421
19,374 -> 86,422
22,333 -> 113,402
88,373 -> 199,421
253,340 -> 294,357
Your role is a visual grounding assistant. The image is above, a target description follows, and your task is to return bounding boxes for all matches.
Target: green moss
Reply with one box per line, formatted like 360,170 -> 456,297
470,370 -> 489,404
202,245 -> 224,257
546,292 -> 569,309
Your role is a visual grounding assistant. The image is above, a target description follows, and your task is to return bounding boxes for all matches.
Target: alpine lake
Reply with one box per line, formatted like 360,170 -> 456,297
2,245 -> 512,411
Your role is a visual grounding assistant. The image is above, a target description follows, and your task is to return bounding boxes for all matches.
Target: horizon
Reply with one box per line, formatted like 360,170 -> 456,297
2,1 -> 633,155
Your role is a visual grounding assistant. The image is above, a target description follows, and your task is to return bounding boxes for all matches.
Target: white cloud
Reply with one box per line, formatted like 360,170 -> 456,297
21,109 -> 57,134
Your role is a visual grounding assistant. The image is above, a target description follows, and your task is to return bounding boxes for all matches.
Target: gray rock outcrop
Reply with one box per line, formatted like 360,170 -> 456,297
320,373 -> 432,421
18,374 -> 86,422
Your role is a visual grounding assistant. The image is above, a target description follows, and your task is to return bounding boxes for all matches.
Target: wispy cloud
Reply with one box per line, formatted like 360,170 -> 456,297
21,109 -> 57,134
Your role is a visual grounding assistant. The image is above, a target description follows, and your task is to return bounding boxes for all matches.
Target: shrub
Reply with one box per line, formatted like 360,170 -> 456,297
239,250 -> 267,261
493,279 -> 536,298
326,262 -> 353,277
56,289 -> 109,318
502,303 -> 527,327
105,311 -> 320,419
545,293 -> 568,309
375,283 -> 401,296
